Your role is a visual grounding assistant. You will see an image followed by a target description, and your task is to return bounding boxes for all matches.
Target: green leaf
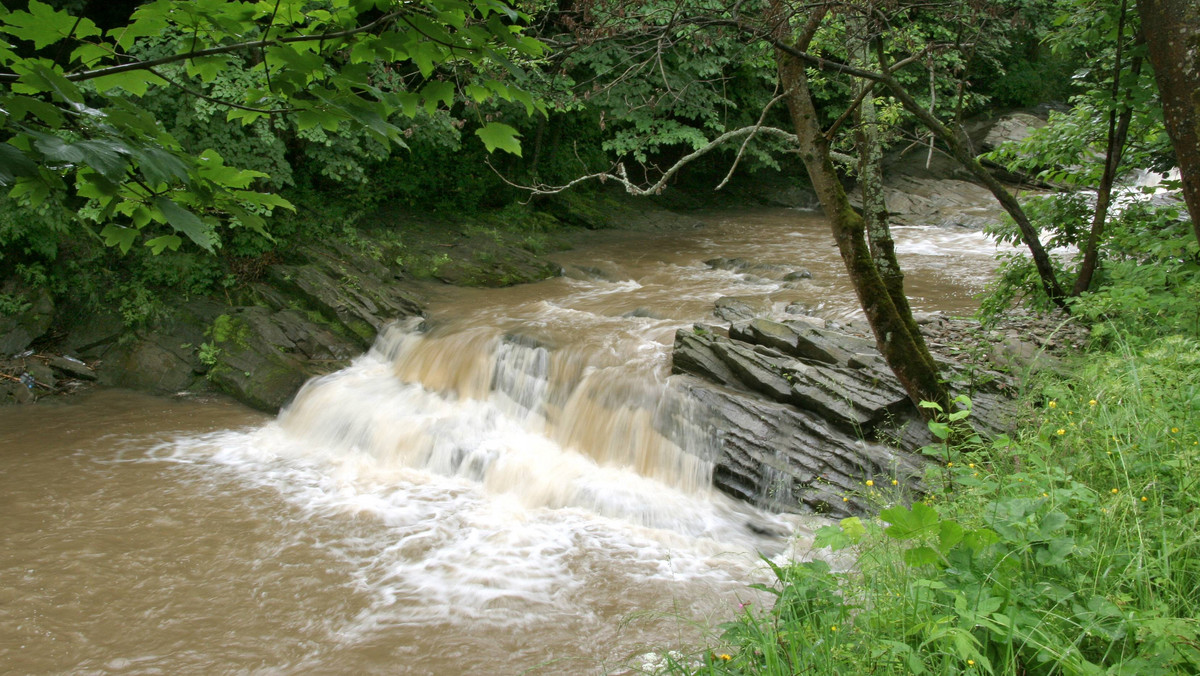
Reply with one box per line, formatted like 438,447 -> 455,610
938,520 -> 964,553
185,55 -> 235,83
881,502 -> 941,540
154,196 -> 217,252
131,146 -> 190,186
475,122 -> 521,156
840,516 -> 866,541
928,421 -> 950,440
100,223 -> 138,253
144,235 -> 183,254
91,69 -> 168,96
421,80 -> 455,114
1,0 -> 99,49
902,545 -> 941,567
0,143 -> 37,186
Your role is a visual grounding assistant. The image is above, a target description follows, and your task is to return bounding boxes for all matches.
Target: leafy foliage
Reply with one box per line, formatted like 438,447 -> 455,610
0,0 -> 546,253
667,338 -> 1200,675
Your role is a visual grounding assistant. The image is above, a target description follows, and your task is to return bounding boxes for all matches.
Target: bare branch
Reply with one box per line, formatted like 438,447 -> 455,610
715,92 -> 786,190
494,125 -> 801,198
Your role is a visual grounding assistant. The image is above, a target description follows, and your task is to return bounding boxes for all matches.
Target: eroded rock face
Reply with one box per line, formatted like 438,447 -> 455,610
670,310 -> 1017,517
71,237 -> 427,413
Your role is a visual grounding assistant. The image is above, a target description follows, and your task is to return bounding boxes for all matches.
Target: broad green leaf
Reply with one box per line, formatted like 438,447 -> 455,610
154,196 -> 217,252
5,94 -> 64,127
131,146 -> 190,186
35,135 -> 130,180
902,545 -> 941,567
0,143 -> 37,186
75,170 -> 120,199
839,516 -> 866,541
475,122 -> 521,156
100,223 -> 138,253
115,3 -> 171,50
465,84 -> 490,103
881,502 -> 940,540
145,235 -> 183,254
185,55 -> 234,83
421,80 -> 455,114
938,520 -> 964,553
11,61 -> 83,104
91,70 -> 168,96
70,43 -> 112,68
1,0 -> 99,49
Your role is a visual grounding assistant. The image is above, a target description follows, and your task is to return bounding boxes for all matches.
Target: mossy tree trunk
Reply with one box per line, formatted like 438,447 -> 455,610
773,7 -> 951,415
1138,0 -> 1200,244
853,43 -> 927,348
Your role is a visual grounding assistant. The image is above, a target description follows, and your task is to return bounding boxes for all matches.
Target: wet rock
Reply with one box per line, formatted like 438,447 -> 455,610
713,296 -> 770,323
0,283 -> 54,356
674,377 -> 923,517
673,326 -> 909,430
671,302 -> 1026,515
729,318 -> 874,367
48,355 -> 96,381
783,269 -> 813,281
880,175 -> 1007,228
623,307 -> 666,320
1,379 -> 35,404
977,111 -> 1048,153
268,258 -> 422,347
204,306 -> 364,411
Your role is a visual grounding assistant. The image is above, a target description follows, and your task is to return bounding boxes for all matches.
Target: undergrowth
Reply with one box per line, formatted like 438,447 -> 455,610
657,333 -> 1200,675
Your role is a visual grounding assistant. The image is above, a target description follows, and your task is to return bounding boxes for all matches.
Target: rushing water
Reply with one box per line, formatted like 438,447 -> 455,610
0,208 -> 1006,675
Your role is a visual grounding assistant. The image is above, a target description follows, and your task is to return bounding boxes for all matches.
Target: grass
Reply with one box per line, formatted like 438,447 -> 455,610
651,332 -> 1200,675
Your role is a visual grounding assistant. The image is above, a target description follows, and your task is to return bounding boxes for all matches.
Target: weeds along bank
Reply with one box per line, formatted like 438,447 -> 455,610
662,337 -> 1200,672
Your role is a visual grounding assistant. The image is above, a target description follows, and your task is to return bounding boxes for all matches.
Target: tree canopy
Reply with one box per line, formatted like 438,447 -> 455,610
0,0 -> 544,254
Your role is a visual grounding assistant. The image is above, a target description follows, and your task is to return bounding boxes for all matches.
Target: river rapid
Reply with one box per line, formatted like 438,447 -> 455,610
0,208 -> 1004,675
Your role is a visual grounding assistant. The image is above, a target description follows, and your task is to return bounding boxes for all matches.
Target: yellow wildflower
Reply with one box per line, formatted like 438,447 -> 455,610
1057,429 -> 1066,435
718,654 -> 732,661
891,479 -> 898,486
865,480 -> 874,487
843,497 -> 849,502
1111,488 -> 1119,494
1048,401 -> 1057,408
1089,399 -> 1097,407
1171,427 -> 1180,433
968,463 -> 975,468
830,626 -> 838,632
1141,496 -> 1148,502
968,660 -> 976,666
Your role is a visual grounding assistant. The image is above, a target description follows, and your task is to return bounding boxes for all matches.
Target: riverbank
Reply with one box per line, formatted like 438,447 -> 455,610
655,330 -> 1200,674
0,188 -> 704,410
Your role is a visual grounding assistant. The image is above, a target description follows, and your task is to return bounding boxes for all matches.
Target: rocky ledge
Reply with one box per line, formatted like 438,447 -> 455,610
1,236 -> 427,411
669,302 -> 1083,518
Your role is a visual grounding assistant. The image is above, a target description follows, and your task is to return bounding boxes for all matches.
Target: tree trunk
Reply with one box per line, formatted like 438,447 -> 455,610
1073,47 -> 1143,295
854,51 -> 927,348
1138,0 -> 1200,244
776,36 -> 951,414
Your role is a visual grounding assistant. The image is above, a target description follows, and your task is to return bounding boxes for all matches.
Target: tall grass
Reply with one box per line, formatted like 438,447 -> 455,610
658,333 -> 1200,675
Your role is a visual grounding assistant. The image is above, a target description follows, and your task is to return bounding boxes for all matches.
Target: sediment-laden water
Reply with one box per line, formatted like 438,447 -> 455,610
0,208 -> 1004,674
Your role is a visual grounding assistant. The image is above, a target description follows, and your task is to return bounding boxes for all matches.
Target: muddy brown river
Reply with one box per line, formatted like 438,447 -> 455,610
0,208 -> 1006,674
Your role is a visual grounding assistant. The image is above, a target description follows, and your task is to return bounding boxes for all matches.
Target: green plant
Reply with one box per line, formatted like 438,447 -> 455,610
672,335 -> 1200,675
197,341 -> 221,367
